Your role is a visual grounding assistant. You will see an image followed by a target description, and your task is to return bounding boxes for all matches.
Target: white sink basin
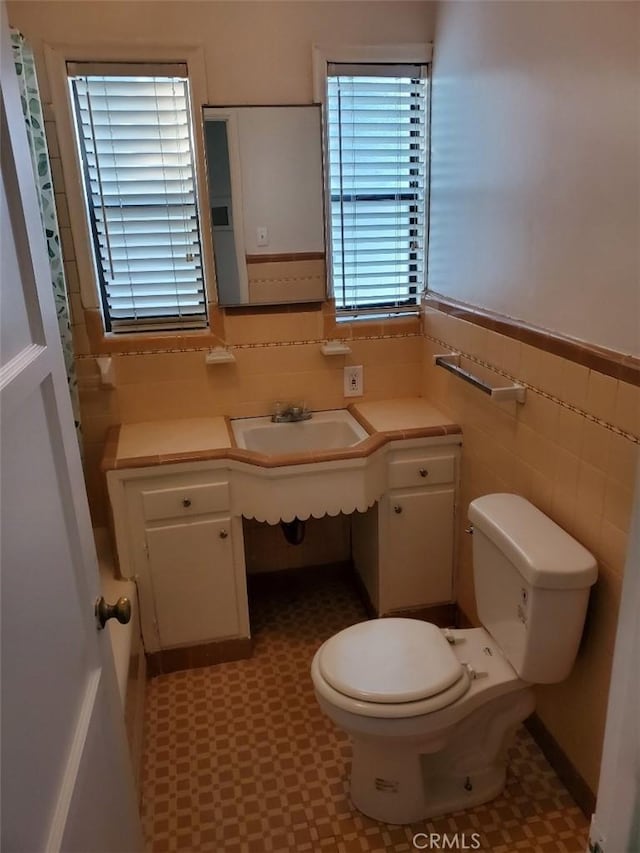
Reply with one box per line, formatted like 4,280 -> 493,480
231,409 -> 369,455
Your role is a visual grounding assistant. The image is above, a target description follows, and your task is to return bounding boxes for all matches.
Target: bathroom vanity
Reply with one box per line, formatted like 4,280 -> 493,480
103,399 -> 461,665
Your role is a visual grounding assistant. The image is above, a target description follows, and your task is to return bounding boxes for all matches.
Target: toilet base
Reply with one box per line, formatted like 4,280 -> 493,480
348,688 -> 535,825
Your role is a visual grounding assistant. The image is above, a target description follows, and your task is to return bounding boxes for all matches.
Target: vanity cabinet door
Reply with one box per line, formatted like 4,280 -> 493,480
145,516 -> 241,648
379,487 -> 454,613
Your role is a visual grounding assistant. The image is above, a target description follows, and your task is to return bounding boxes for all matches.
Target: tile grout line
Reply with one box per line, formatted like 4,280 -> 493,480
424,332 -> 640,445
75,332 -> 422,359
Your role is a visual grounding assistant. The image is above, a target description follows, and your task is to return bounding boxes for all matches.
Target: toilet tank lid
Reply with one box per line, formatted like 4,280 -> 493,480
469,494 -> 598,590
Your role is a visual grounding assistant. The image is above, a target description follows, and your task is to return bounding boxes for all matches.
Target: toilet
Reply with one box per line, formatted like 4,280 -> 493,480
311,493 -> 598,824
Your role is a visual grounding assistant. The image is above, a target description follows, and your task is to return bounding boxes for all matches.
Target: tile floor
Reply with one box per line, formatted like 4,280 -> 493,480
141,567 -> 589,853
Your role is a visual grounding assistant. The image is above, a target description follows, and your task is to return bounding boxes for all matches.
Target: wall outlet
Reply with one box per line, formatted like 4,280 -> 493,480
256,226 -> 269,247
344,365 -> 364,397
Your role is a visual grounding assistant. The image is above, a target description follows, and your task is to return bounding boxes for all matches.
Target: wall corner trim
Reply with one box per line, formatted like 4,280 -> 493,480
423,293 -> 640,387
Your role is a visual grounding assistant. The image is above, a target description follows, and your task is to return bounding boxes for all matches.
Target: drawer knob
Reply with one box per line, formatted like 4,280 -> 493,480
219,529 -> 228,539
394,505 -> 403,514
419,468 -> 428,478
182,498 -> 192,508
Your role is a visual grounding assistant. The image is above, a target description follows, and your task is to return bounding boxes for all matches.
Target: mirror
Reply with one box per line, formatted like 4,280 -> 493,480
203,105 -> 326,306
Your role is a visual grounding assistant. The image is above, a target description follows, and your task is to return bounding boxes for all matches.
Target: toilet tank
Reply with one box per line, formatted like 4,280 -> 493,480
468,494 -> 598,684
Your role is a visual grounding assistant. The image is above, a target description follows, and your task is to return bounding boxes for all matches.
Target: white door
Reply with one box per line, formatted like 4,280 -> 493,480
589,471 -> 639,853
0,7 -> 142,851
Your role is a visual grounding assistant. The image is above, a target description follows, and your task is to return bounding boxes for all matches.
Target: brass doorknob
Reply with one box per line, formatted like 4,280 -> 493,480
95,596 -> 131,630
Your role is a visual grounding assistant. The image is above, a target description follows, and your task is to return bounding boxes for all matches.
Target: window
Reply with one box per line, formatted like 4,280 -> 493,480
68,63 -> 206,332
325,63 -> 429,316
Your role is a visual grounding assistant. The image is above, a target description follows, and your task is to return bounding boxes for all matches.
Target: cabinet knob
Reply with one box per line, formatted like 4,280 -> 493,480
219,529 -> 228,539
419,468 -> 428,478
393,505 -> 403,514
182,498 -> 192,508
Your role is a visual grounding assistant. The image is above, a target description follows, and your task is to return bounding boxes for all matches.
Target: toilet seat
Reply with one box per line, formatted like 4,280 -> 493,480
319,619 -> 464,703
313,619 -> 472,719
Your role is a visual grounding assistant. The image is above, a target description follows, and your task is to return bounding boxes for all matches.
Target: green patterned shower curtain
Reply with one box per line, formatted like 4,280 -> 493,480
11,29 -> 82,440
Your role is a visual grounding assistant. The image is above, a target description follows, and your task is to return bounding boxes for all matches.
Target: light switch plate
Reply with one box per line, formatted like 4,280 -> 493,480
344,365 -> 363,397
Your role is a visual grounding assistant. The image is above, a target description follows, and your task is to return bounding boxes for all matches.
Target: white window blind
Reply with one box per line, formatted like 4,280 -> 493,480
326,63 -> 428,315
68,64 -> 206,332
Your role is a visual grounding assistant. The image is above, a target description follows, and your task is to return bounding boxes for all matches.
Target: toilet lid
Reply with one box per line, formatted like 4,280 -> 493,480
318,619 -> 464,704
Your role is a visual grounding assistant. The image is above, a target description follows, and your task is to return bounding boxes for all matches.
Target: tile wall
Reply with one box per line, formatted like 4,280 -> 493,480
45,99 -> 638,798
422,306 -> 639,793
41,109 -> 423,527
246,257 -> 325,304
78,329 -> 423,524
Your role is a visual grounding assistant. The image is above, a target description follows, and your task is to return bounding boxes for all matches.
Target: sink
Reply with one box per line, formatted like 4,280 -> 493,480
231,409 -> 369,455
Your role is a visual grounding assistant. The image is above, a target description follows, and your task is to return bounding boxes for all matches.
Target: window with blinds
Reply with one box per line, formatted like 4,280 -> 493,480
68,63 -> 206,332
326,63 -> 429,316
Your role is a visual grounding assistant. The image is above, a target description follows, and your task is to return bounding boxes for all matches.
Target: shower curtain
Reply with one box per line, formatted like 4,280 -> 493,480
11,29 -> 82,441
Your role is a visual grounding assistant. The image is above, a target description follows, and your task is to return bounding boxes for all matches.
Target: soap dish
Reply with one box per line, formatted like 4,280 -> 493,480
320,340 -> 352,356
205,347 -> 235,365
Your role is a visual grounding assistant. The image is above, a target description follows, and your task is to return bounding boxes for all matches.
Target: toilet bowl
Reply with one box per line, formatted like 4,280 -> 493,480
311,494 -> 598,824
312,621 -> 535,824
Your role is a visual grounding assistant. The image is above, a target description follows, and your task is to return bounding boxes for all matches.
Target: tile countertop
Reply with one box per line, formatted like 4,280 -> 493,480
101,398 -> 461,471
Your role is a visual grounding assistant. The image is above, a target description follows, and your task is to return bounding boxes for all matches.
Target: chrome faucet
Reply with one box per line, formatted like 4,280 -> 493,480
271,403 -> 312,423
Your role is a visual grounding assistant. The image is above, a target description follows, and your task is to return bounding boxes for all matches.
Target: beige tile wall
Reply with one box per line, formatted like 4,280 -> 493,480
422,306 -> 639,793
246,257 -> 325,304
41,107 -> 422,525
80,332 -> 422,523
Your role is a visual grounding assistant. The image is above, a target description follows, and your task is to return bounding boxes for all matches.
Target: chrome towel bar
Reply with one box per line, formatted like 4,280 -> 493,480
434,353 -> 526,404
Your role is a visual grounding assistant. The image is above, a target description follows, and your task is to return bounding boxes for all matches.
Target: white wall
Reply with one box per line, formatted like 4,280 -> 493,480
8,1 -> 436,104
429,1 -> 640,356
238,107 -> 324,255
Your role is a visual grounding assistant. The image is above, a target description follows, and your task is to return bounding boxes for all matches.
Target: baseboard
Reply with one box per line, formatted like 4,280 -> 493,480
247,560 -> 355,594
455,607 -> 475,629
525,713 -> 595,818
146,636 -> 252,677
382,602 -> 457,627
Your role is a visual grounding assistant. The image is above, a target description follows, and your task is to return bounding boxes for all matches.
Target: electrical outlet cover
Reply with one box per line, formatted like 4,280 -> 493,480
344,365 -> 363,397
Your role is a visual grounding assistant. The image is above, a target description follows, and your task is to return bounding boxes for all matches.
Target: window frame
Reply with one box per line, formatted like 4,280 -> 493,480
312,44 -> 432,321
44,42 -> 216,338
68,65 -> 207,333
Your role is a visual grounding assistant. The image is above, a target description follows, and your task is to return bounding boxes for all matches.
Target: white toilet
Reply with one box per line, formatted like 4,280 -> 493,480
311,493 -> 598,824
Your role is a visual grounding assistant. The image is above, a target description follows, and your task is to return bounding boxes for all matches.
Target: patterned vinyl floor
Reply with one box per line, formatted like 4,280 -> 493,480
141,566 -> 589,853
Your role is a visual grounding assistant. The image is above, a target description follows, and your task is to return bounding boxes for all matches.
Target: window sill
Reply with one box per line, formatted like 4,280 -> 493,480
323,301 -> 422,339
79,306 -> 225,355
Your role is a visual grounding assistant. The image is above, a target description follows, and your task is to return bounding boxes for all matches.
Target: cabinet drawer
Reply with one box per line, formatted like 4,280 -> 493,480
388,455 -> 454,490
142,481 -> 229,522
